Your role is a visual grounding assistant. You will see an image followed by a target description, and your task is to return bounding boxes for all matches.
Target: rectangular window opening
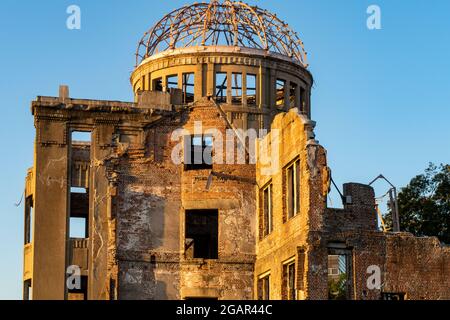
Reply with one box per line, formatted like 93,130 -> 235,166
71,131 -> 91,144
167,75 -> 178,90
185,210 -> 218,259
246,74 -> 257,105
282,261 -> 296,300
184,135 -> 213,170
328,249 -> 352,300
23,280 -> 32,300
70,217 -> 88,239
290,82 -> 298,108
261,183 -> 273,238
215,72 -> 228,103
182,73 -> 195,103
257,274 -> 270,300
24,196 -> 33,244
300,87 -> 306,112
153,77 -> 163,91
286,159 -> 301,220
231,73 -> 243,104
276,79 -> 286,108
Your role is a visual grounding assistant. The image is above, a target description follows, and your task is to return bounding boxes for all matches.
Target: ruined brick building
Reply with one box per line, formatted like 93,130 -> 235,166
22,1 -> 449,300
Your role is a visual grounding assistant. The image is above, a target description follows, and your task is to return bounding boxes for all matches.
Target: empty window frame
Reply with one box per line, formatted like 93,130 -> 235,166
215,72 -> 228,103
300,87 -> 306,112
246,74 -> 257,105
24,196 -> 33,244
260,183 -> 273,238
282,261 -> 296,300
23,280 -> 32,300
185,210 -> 218,259
153,77 -> 163,91
182,73 -> 195,103
72,131 -> 91,144
166,75 -> 178,90
231,73 -> 243,104
289,82 -> 298,108
184,135 -> 213,170
327,248 -> 352,300
69,217 -> 88,239
257,274 -> 270,300
70,131 -> 91,239
276,79 -> 286,108
286,159 -> 301,220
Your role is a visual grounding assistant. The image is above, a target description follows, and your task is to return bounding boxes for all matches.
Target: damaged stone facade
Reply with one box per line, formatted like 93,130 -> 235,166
255,109 -> 450,300
22,1 -> 449,300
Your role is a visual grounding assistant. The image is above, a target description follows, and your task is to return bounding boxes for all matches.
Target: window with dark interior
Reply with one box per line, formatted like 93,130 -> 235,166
286,159 -> 300,220
24,196 -> 33,244
300,87 -> 306,112
184,135 -> 213,170
260,183 -> 273,238
257,274 -> 270,300
290,82 -> 298,108
153,77 -> 163,91
23,280 -> 32,300
282,261 -> 296,300
185,210 -> 218,259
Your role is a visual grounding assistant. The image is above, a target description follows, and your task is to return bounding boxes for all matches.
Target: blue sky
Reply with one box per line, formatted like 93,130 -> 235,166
0,0 -> 449,299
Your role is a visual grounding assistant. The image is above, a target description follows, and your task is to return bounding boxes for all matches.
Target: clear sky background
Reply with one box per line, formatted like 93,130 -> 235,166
0,0 -> 449,299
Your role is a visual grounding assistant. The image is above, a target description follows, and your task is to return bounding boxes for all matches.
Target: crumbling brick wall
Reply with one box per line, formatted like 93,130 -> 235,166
115,99 -> 256,300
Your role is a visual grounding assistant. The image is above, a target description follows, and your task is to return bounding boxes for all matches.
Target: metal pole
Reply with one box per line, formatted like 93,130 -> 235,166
369,174 -> 401,232
392,187 -> 400,232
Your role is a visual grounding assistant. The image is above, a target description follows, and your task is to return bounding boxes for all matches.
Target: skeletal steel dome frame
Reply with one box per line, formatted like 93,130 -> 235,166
136,0 -> 308,67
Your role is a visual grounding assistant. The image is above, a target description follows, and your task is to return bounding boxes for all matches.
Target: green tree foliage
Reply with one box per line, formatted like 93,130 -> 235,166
328,273 -> 348,300
385,163 -> 450,243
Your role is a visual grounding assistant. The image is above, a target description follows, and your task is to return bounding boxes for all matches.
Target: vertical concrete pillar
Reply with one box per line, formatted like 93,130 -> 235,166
32,120 -> 69,300
295,85 -> 301,110
269,68 -> 276,109
284,81 -> 290,110
88,124 -> 115,300
226,71 -> 232,104
195,63 -> 203,99
242,71 -> 247,108
259,66 -> 266,109
207,63 -> 215,97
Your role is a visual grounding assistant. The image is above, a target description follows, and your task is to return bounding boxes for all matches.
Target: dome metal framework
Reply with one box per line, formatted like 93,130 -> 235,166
136,0 -> 308,67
